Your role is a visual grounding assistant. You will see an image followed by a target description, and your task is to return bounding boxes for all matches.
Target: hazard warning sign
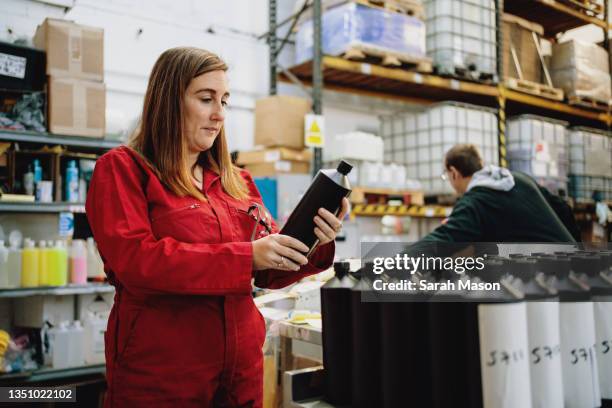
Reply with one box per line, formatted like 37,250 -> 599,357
304,114 -> 325,148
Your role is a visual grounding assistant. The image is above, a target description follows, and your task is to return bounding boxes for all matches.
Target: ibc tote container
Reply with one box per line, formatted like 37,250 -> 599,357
507,115 -> 569,195
380,101 -> 499,194
424,0 -> 497,78
567,127 -> 612,200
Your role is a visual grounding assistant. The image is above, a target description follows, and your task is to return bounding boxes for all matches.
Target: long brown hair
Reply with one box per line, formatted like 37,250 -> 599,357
129,47 -> 249,201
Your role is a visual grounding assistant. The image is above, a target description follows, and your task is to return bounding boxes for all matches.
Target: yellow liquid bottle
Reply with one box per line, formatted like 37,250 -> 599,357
21,239 -> 39,287
38,241 -> 51,286
49,240 -> 68,286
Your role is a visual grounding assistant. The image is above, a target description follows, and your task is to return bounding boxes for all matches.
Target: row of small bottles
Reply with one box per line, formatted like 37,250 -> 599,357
321,250 -> 612,408
0,237 -> 104,288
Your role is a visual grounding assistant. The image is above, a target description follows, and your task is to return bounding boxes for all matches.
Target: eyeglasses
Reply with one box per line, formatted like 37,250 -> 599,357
440,170 -> 449,181
246,203 -> 272,241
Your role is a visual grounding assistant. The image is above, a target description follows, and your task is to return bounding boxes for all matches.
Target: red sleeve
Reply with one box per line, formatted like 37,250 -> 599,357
239,171 -> 335,289
85,150 -> 253,296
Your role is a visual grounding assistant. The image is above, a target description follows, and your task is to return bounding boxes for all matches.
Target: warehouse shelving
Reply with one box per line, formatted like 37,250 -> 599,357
268,0 -> 612,173
281,57 -> 611,128
351,203 -> 452,218
0,283 -> 113,298
0,129 -> 122,150
0,202 -> 86,213
505,0 -> 608,37
0,364 -> 106,384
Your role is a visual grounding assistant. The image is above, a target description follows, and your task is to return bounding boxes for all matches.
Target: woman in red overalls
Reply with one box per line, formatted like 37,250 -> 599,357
86,47 -> 348,407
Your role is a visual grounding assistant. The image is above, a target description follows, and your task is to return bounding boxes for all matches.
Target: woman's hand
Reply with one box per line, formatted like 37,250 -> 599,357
313,197 -> 350,246
252,234 -> 309,271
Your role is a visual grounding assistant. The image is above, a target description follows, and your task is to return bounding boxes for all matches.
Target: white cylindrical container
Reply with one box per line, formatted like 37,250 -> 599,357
478,302 -> 533,408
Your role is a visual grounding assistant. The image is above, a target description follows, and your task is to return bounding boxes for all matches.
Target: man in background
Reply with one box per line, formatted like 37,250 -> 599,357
421,144 -> 579,243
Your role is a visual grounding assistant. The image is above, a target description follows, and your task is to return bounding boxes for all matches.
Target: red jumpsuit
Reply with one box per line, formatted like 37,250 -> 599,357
85,146 -> 334,407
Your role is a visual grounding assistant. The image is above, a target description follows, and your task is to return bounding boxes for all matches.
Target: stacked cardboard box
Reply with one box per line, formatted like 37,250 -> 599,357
34,19 -> 106,138
240,96 -> 312,177
502,14 -> 544,84
551,40 -> 612,104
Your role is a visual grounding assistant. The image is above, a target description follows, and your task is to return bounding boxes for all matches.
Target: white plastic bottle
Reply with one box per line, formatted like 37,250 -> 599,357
68,321 -> 85,367
50,322 -> 70,368
86,238 -> 104,279
83,312 -> 106,364
0,240 -> 8,288
6,242 -> 21,288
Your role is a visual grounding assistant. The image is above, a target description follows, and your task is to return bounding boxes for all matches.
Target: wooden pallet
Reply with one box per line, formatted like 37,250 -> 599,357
559,0 -> 604,16
435,65 -> 496,84
424,193 -> 457,206
568,95 -> 611,112
351,186 -> 425,205
342,44 -> 432,72
504,78 -> 564,101
365,0 -> 425,19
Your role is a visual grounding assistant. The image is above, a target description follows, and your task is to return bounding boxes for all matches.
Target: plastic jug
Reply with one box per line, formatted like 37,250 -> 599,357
0,241 -> 8,288
83,312 -> 106,364
49,241 -> 68,287
86,238 -> 104,279
6,243 -> 21,288
21,239 -> 39,287
280,160 -> 352,255
70,240 -> 87,284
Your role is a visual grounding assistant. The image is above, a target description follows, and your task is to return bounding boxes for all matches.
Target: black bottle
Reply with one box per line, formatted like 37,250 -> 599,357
351,266 -> 382,408
280,161 -> 352,256
380,272 -> 433,408
320,261 -> 356,406
429,259 -> 531,408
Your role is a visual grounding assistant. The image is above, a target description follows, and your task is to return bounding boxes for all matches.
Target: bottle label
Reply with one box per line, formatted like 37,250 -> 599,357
560,302 -> 600,408
478,302 -> 532,408
526,302 -> 564,408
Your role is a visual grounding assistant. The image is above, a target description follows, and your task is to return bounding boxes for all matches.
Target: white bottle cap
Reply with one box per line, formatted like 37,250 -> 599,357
39,240 -> 46,249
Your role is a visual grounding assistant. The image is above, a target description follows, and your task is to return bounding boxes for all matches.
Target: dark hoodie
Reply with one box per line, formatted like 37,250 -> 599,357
422,165 -> 576,243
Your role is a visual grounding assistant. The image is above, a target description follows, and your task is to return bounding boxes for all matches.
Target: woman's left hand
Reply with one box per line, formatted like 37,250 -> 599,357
313,197 -> 350,246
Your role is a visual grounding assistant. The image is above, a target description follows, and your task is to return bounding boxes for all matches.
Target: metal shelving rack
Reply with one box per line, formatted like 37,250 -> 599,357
267,0 -> 612,175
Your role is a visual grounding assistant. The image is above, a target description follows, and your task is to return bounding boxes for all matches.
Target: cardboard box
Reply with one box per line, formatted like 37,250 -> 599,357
255,96 -> 311,149
48,77 -> 105,137
244,161 -> 310,177
502,14 -> 544,83
34,18 -> 104,82
551,40 -> 612,103
14,295 -> 75,328
237,147 -> 312,166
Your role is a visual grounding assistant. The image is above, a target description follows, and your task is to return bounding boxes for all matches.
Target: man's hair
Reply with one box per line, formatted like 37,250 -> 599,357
444,144 -> 484,177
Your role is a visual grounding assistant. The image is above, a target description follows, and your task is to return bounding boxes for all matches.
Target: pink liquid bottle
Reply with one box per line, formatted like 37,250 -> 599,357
70,240 -> 87,285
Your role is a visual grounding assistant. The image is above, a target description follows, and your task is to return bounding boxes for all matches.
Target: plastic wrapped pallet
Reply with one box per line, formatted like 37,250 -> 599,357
502,13 -> 544,83
380,102 -> 499,194
294,0 -> 425,22
295,2 -> 426,65
569,175 -> 612,202
550,40 -> 611,104
323,131 -> 384,163
424,0 -> 497,78
507,115 -> 568,195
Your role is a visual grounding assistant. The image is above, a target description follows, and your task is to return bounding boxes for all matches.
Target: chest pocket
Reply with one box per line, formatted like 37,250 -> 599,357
151,202 -> 221,244
229,201 -> 273,242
